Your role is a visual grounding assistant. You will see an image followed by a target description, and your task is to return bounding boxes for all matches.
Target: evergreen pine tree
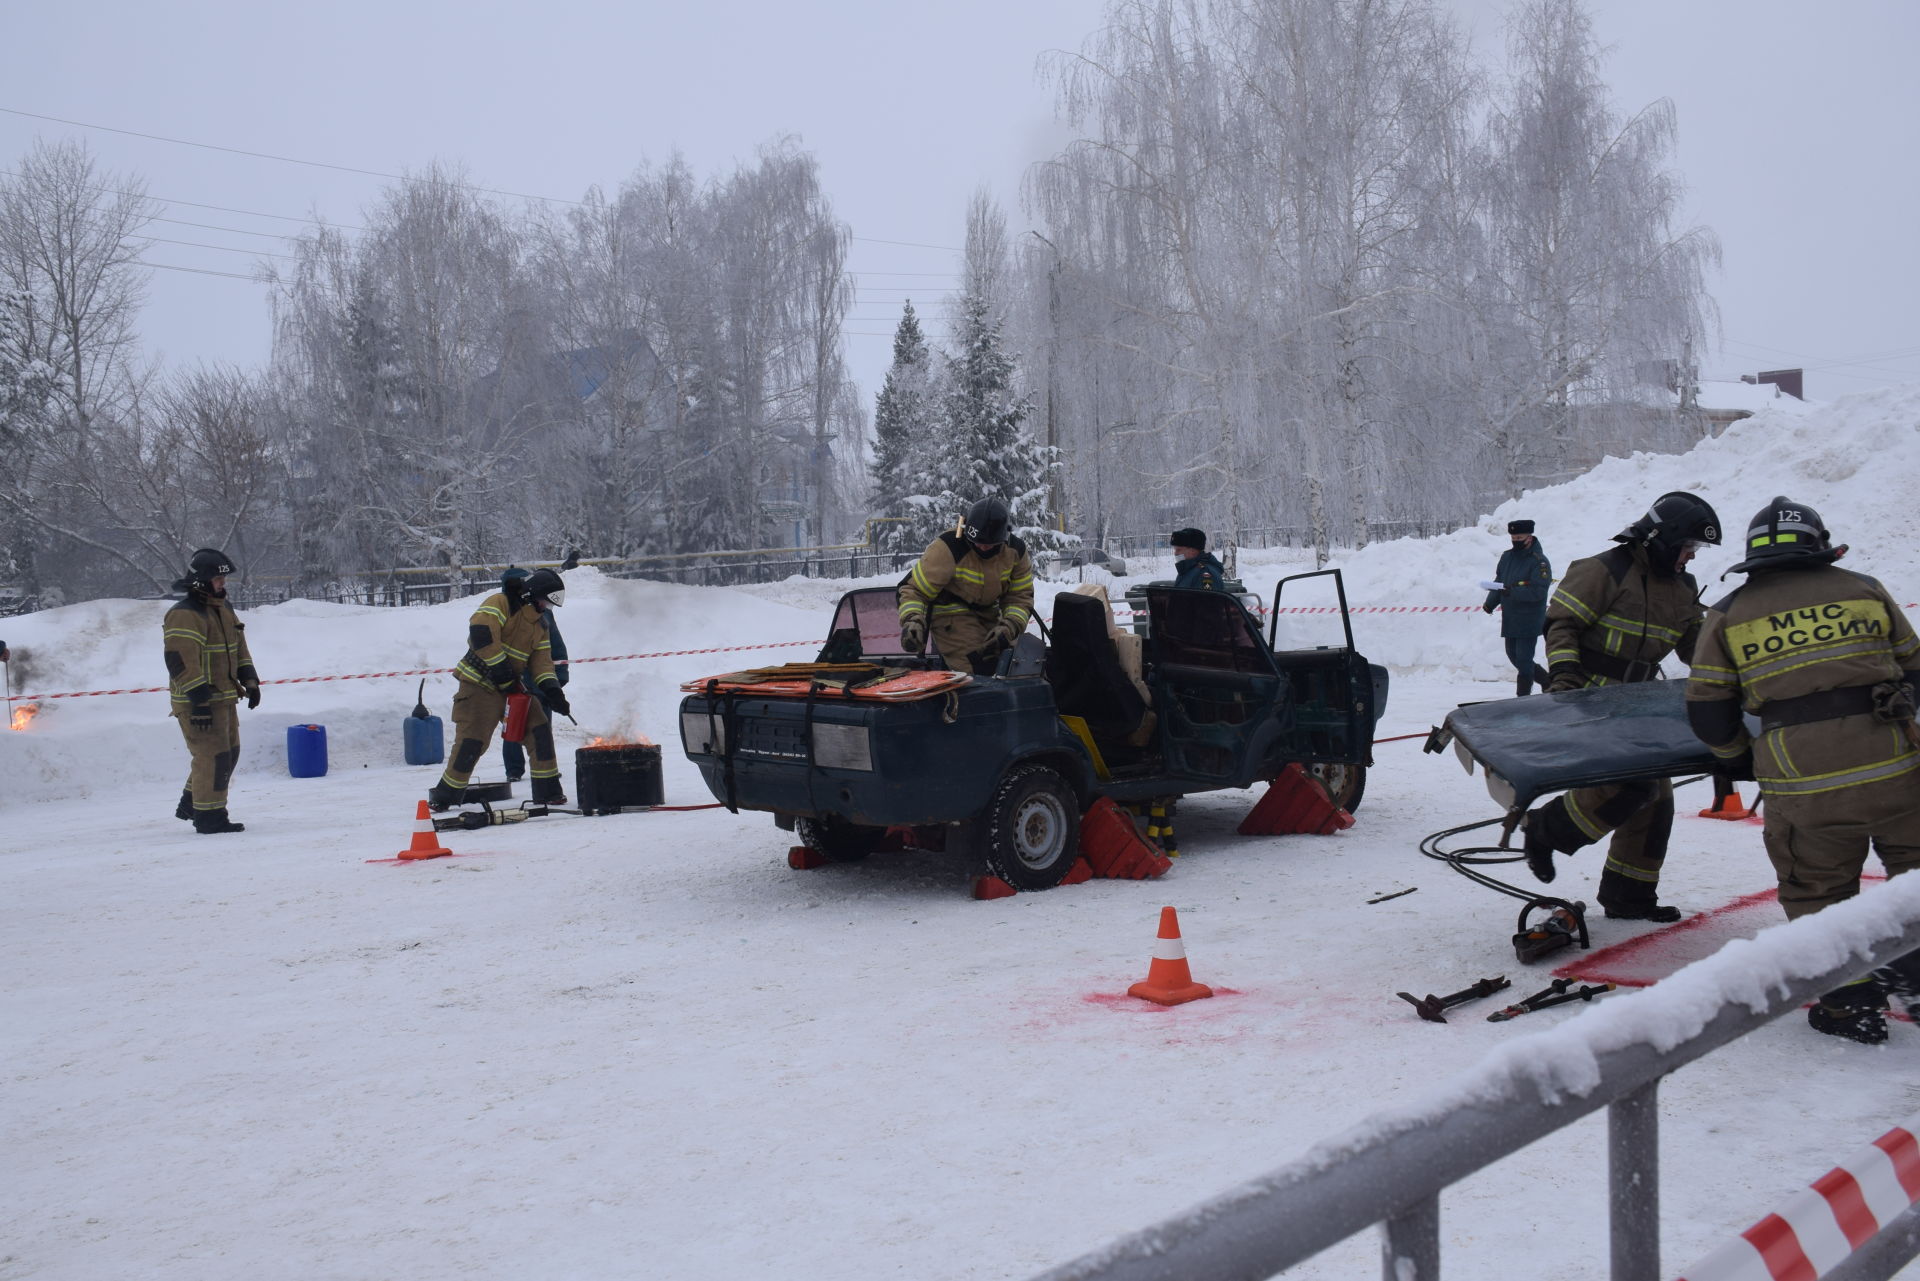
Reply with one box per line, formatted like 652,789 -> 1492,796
934,289 -> 1066,552
869,302 -> 937,553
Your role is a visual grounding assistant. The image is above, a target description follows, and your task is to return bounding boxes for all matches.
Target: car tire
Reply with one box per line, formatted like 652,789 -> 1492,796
1305,761 -> 1367,814
981,763 -> 1081,891
795,815 -> 879,863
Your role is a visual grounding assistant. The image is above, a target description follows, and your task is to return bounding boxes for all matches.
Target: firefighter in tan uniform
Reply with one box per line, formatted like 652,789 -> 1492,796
428,568 -> 572,810
1519,492 -> 1721,921
1686,496 -> 1920,1044
163,547 -> 259,834
898,497 -> 1036,674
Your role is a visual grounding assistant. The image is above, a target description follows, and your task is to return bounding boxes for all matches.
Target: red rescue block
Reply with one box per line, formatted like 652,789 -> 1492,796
1060,857 -> 1094,886
1078,797 -> 1172,879
1238,763 -> 1356,836
972,875 -> 1018,900
788,846 -> 829,870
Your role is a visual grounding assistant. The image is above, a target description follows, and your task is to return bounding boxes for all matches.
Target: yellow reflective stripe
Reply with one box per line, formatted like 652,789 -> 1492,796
1564,794 -> 1606,842
163,628 -> 206,641
454,661 -> 491,684
1551,588 -> 1598,625
951,567 -> 986,584
1602,856 -> 1659,882
1008,574 -> 1033,590
932,603 -> 974,616
1599,612 -> 1684,642
1546,647 -> 1581,665
898,600 -> 928,619
1690,661 -> 1738,677
1740,640 -> 1894,687
173,675 -> 210,691
530,767 -> 562,779
909,562 -> 938,597
501,645 -> 530,660
1708,739 -> 1748,759
474,604 -> 508,623
1759,751 -> 1920,796
1003,606 -> 1031,626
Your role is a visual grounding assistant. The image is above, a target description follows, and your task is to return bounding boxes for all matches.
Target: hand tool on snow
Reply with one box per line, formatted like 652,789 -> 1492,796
1397,975 -> 1510,1023
1487,977 -> 1615,1022
434,802 -> 552,832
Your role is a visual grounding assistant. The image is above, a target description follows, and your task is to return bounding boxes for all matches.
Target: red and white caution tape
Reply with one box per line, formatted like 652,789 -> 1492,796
16,640 -> 821,701
1678,1111 -> 1920,1281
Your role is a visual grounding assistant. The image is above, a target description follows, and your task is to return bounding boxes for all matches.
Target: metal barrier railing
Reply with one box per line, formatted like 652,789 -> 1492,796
1026,874 -> 1920,1281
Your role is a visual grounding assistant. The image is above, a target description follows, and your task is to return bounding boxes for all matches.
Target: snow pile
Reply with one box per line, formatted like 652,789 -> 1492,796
1251,383 -> 1920,673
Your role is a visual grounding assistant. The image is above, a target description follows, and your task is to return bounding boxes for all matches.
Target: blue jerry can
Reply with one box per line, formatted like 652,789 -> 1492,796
405,678 -> 444,766
287,723 -> 328,778
405,714 -> 444,766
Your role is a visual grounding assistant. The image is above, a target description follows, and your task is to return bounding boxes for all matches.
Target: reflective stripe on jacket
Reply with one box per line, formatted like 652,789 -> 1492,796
163,594 -> 255,709
454,591 -> 556,690
898,534 -> 1035,632
1545,544 -> 1702,684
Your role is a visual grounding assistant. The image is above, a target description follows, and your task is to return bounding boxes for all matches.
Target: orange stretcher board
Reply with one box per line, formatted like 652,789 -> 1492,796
680,667 -> 971,702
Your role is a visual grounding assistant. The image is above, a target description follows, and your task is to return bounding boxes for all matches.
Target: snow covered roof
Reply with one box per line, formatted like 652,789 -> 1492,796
1693,379 -> 1814,415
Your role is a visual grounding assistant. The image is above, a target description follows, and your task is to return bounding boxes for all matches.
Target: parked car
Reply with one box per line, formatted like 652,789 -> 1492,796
1036,546 -> 1130,580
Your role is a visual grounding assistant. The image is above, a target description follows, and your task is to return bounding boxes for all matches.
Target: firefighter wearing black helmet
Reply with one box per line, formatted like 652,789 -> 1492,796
1686,497 -> 1920,1044
1518,492 -> 1720,920
897,497 -> 1035,674
162,547 -> 259,834
429,567 -> 571,810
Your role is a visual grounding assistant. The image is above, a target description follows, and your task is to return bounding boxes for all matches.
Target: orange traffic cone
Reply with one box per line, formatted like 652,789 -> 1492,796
1127,906 -> 1214,1006
1698,781 -> 1753,820
397,799 -> 454,860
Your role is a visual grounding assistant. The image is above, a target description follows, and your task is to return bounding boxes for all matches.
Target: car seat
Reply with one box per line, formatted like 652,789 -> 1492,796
1048,589 -> 1152,747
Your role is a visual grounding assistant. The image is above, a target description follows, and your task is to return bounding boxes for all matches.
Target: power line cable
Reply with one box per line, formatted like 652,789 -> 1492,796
2,107 -> 963,251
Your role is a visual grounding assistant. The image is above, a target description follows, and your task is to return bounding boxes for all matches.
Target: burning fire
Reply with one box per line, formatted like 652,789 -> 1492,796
9,702 -> 40,731
583,732 -> 655,749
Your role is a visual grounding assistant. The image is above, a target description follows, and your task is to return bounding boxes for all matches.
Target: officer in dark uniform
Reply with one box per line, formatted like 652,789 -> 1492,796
1519,492 -> 1720,920
1484,519 -> 1552,695
1686,496 -> 1920,1043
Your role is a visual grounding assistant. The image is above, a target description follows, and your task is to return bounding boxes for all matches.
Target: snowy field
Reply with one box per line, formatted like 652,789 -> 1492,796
5,386 -> 1919,1279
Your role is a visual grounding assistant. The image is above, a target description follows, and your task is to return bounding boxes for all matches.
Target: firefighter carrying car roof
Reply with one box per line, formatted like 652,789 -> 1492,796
1519,491 -> 1719,921
898,497 -> 1036,675
428,568 -> 571,811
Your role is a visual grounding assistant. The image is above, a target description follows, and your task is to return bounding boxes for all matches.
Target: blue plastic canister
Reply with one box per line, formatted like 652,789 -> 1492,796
404,713 -> 444,766
287,723 -> 328,778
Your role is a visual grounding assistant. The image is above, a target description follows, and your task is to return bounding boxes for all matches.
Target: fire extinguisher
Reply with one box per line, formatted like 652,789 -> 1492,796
503,691 -> 532,743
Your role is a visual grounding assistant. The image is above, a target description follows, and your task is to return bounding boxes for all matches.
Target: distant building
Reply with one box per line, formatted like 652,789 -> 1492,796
1690,377 -> 1812,436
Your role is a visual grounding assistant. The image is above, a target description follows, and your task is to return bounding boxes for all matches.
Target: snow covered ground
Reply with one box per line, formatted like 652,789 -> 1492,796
4,386 -> 1919,1279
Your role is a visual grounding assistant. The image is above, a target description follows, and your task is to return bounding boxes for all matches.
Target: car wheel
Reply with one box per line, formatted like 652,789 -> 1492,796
981,763 -> 1081,890
1305,762 -> 1367,813
795,815 -> 879,863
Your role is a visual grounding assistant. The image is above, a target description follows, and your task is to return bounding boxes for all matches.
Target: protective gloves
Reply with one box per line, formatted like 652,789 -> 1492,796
899,616 -> 927,654
1546,663 -> 1587,694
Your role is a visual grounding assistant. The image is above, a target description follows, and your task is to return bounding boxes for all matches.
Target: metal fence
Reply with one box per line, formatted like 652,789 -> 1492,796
1026,876 -> 1920,1281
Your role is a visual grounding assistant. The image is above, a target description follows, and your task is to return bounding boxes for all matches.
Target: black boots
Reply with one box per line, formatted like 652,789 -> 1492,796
192,808 -> 245,834
1522,812 -> 1557,884
175,790 -> 193,821
531,778 -> 568,807
1809,979 -> 1889,1045
1597,870 -> 1682,923
426,781 -> 466,812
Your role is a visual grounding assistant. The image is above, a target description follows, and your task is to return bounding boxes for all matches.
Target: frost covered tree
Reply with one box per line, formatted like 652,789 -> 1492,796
934,197 -> 1065,552
868,301 -> 938,552
1481,0 -> 1719,488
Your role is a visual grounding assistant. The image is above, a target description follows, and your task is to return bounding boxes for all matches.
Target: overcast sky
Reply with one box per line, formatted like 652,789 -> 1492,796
4,0 -> 1915,407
